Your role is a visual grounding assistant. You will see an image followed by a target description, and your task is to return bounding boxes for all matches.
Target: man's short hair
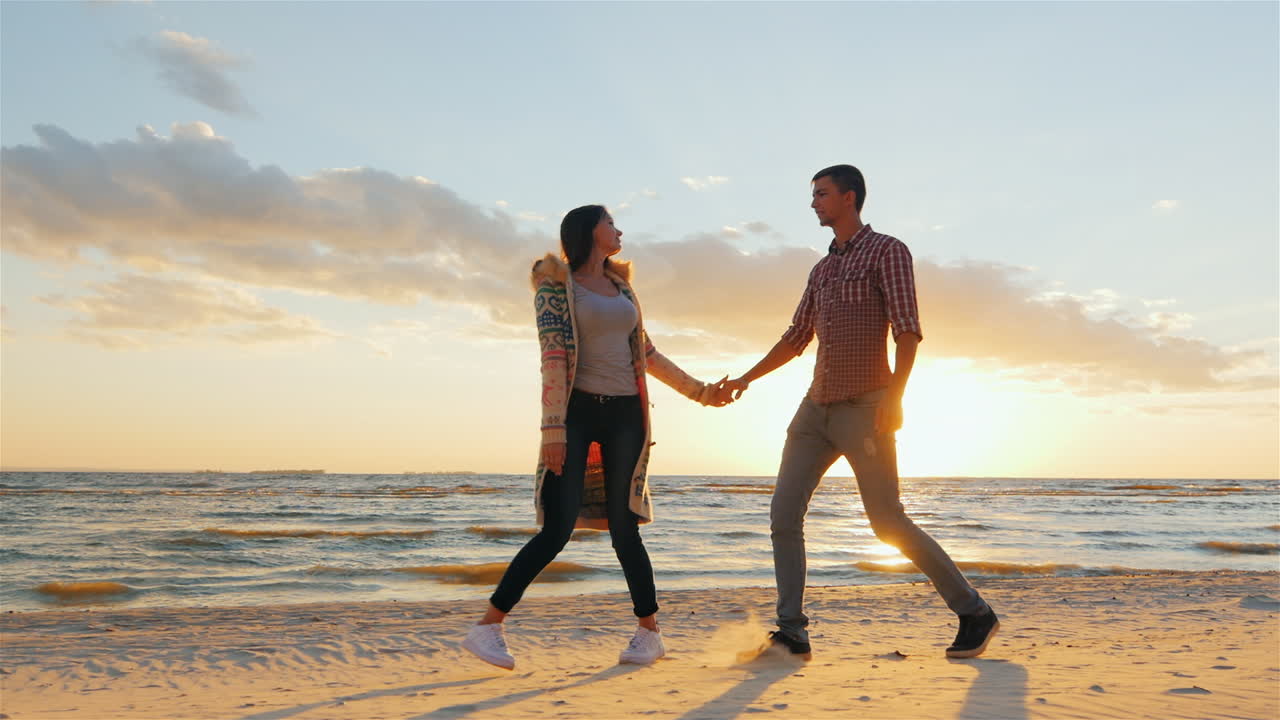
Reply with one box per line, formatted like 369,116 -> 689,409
812,165 -> 866,211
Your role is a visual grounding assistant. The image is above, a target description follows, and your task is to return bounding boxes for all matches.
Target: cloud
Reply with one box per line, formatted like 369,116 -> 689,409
907,261 -> 1270,394
1152,199 -> 1178,211
2,123 -> 1270,394
740,221 -> 773,235
622,239 -> 1272,394
680,176 -> 729,191
135,30 -> 256,116
2,122 -> 546,327
614,188 -> 660,213
39,273 -> 338,348
1136,401 -> 1279,417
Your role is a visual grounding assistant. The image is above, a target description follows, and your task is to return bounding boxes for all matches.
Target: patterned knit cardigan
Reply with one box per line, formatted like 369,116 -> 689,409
530,253 -> 717,530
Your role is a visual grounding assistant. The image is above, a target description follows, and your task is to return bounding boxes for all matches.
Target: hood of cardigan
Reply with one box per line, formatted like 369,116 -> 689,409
530,253 -> 633,289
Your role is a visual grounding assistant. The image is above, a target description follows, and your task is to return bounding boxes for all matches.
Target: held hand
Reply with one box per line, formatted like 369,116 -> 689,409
542,442 -> 567,475
874,394 -> 904,434
723,377 -> 750,400
705,376 -> 734,407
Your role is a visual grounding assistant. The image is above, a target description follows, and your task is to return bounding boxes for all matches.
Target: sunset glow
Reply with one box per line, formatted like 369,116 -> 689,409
1,2 -> 1276,480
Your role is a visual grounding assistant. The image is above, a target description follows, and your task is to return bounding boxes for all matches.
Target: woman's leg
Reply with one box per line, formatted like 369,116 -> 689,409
599,396 -> 658,625
486,413 -> 590,618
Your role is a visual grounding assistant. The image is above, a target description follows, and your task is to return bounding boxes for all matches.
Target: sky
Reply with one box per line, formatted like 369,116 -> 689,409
1,1 -> 1277,479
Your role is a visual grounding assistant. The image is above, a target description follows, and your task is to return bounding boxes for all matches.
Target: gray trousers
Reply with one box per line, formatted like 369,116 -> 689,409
772,391 -> 986,641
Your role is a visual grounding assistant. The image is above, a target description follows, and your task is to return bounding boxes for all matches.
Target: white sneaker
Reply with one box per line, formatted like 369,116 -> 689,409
462,623 -> 515,670
618,626 -> 665,665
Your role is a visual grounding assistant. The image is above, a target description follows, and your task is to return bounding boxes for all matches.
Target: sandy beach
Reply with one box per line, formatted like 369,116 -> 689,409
2,571 -> 1276,720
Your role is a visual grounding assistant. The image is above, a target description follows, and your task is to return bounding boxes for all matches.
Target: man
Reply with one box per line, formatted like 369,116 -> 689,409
724,165 -> 998,659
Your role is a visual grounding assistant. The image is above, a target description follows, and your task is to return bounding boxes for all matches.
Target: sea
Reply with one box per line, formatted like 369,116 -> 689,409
1,472 -> 1276,612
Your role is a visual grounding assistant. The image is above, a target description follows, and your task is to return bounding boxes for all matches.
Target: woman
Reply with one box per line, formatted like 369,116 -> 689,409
462,205 -> 728,669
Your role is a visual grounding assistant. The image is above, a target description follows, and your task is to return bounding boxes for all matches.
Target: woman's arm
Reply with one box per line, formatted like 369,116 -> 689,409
643,333 -> 728,406
534,280 -> 570,472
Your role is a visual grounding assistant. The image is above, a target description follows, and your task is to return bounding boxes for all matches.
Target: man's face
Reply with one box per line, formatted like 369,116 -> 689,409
810,176 -> 855,228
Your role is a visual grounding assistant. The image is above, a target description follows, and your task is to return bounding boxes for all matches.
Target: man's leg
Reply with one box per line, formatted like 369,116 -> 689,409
830,393 -> 987,617
772,397 -> 840,643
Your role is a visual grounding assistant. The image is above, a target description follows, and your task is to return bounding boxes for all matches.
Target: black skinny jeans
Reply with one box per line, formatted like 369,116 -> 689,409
490,390 -> 658,617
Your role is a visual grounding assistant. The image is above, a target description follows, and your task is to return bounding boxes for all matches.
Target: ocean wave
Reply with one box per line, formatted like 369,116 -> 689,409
699,483 -> 773,495
464,526 -> 604,541
988,487 -> 1256,498
306,565 -> 381,578
392,561 -> 599,585
467,526 -> 537,538
718,530 -> 765,539
201,527 -> 436,539
1113,484 -> 1180,491
34,581 -> 135,601
198,510 -> 352,520
395,484 -> 503,495
160,536 -> 230,549
1,487 -> 276,498
1197,541 -> 1280,555
171,579 -> 375,597
1090,541 -> 1156,550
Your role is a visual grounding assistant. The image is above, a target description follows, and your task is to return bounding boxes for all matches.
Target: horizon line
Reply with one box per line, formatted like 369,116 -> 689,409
0,466 -> 1275,482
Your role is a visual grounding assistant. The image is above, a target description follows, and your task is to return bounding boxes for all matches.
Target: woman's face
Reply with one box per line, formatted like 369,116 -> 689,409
592,212 -> 623,257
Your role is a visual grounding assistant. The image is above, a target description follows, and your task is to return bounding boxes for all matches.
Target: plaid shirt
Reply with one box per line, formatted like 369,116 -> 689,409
781,224 -> 923,405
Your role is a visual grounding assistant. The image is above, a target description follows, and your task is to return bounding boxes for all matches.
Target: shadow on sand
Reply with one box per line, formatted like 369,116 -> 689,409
674,650 -> 804,720
953,657 -> 1029,720
235,676 -> 499,720
409,663 -> 642,719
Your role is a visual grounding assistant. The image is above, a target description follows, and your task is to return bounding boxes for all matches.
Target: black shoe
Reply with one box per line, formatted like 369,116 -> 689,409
946,608 -> 999,658
768,630 -> 812,660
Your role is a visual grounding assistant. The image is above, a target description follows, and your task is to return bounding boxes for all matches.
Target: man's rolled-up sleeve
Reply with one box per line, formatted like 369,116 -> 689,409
780,276 -> 818,353
881,241 -> 923,341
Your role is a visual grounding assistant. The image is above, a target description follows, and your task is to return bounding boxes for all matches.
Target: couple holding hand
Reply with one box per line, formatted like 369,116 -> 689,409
463,164 -> 999,670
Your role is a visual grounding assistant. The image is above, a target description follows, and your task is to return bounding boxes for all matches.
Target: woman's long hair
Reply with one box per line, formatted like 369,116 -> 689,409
560,204 -> 609,273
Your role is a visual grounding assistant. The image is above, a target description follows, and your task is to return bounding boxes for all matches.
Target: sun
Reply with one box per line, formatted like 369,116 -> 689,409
895,360 -> 1018,478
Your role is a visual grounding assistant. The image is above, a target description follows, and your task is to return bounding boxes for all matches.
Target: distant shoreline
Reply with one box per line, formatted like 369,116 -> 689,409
0,468 -> 1274,481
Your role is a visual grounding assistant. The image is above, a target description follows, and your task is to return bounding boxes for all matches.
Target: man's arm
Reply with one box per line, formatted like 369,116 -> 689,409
718,271 -> 818,402
877,332 -> 920,433
875,238 -> 924,433
722,338 -> 801,400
